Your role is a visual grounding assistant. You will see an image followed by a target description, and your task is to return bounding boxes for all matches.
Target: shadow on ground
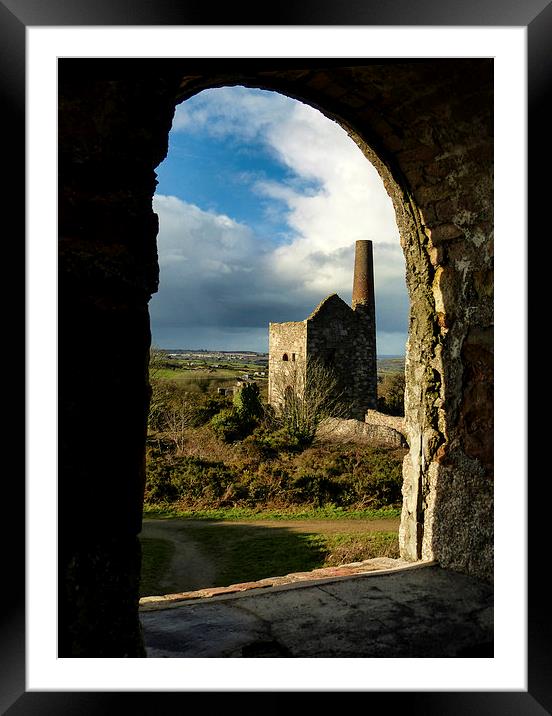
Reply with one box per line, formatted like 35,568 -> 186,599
140,518 -> 397,596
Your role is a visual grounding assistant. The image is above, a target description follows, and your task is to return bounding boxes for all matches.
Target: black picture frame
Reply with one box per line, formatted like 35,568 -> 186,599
7,0 -> 541,712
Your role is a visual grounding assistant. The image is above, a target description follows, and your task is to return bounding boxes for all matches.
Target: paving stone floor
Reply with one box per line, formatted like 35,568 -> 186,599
140,563 -> 493,658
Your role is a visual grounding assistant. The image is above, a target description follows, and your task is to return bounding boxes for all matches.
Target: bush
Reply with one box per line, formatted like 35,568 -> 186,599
210,407 -> 255,442
210,383 -> 265,443
246,426 -> 304,455
144,436 -> 405,511
238,463 -> 292,505
144,443 -> 179,503
233,382 -> 264,421
148,384 -> 232,444
190,395 -> 231,426
290,472 -> 347,507
170,456 -> 239,505
377,373 -> 405,416
291,445 -> 404,508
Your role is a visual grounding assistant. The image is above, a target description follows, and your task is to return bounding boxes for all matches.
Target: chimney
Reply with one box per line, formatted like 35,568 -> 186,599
352,239 -> 375,310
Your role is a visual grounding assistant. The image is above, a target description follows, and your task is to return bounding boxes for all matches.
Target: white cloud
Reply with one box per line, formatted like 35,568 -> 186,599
172,86 -> 295,144
258,100 -> 401,299
172,88 -> 401,295
153,194 -> 258,276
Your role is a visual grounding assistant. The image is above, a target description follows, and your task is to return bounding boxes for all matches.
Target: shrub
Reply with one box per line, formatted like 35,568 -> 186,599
190,395 -> 231,426
233,382 -> 264,421
170,456 -> 239,505
346,448 -> 404,507
291,445 -> 404,508
144,445 -> 179,503
290,472 -> 346,507
377,372 -> 405,416
246,426 -> 304,455
144,426 -> 406,510
210,383 -> 265,443
238,463 -> 292,505
210,407 -> 255,442
148,384 -> 232,445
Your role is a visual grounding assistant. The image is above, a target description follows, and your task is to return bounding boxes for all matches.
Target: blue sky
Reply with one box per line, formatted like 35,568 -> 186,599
149,87 -> 408,355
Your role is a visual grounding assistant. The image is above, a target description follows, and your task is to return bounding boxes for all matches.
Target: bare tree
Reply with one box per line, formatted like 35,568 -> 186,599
270,356 -> 351,444
147,345 -> 169,431
162,395 -> 198,453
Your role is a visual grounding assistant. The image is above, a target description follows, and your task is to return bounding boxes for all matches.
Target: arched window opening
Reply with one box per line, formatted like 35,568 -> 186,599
282,353 -> 289,361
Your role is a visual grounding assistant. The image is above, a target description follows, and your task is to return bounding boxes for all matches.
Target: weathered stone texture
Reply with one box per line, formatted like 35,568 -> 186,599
308,294 -> 377,419
268,320 -> 307,405
269,291 -> 377,421
365,410 -> 407,446
317,415 -> 407,449
58,59 -> 493,655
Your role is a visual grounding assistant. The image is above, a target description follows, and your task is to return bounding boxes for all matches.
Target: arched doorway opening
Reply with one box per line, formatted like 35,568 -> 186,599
142,84 -> 409,595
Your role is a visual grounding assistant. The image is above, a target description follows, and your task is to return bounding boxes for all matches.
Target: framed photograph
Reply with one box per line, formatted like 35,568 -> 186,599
12,0 -> 540,711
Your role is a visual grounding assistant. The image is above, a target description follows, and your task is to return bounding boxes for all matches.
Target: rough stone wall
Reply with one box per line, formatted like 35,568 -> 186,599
58,63 -> 183,656
317,416 -> 407,449
306,294 -> 377,419
361,422 -> 407,449
365,410 -> 407,445
268,320 -> 307,405
58,58 -> 493,655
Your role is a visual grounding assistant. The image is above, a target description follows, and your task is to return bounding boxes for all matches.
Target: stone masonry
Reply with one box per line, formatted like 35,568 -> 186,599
268,240 -> 377,420
316,415 -> 407,449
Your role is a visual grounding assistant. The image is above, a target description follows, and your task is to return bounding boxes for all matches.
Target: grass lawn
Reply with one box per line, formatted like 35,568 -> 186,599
139,537 -> 175,597
142,504 -> 401,521
183,524 -> 399,586
139,510 -> 400,595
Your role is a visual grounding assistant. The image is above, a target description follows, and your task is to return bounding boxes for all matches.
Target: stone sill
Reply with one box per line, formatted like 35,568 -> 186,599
139,557 -> 436,612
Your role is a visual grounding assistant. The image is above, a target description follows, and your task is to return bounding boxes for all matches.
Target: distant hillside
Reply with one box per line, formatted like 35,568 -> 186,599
377,357 -> 405,376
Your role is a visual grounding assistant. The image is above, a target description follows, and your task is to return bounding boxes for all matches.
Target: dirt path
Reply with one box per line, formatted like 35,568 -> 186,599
141,517 -> 400,595
210,518 -> 400,534
141,520 -> 217,593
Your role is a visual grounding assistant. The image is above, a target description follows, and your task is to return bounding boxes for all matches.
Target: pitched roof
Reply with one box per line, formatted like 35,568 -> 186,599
307,293 -> 353,320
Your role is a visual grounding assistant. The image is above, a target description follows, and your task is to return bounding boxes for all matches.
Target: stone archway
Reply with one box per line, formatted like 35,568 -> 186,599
58,59 -> 493,656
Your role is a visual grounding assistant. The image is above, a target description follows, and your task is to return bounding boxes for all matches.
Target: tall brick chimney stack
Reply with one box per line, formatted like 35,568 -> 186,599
351,239 -> 377,412
352,239 -> 375,310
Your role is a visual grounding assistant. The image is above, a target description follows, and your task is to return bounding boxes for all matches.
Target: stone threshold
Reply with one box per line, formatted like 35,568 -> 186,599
139,557 -> 436,611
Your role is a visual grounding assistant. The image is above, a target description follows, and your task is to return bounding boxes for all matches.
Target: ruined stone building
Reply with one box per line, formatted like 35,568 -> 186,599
269,239 -> 377,421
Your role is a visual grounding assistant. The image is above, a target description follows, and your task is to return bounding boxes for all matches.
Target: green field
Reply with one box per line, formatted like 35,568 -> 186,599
377,356 -> 405,376
157,367 -> 242,381
153,357 -> 401,387
152,358 -> 268,396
